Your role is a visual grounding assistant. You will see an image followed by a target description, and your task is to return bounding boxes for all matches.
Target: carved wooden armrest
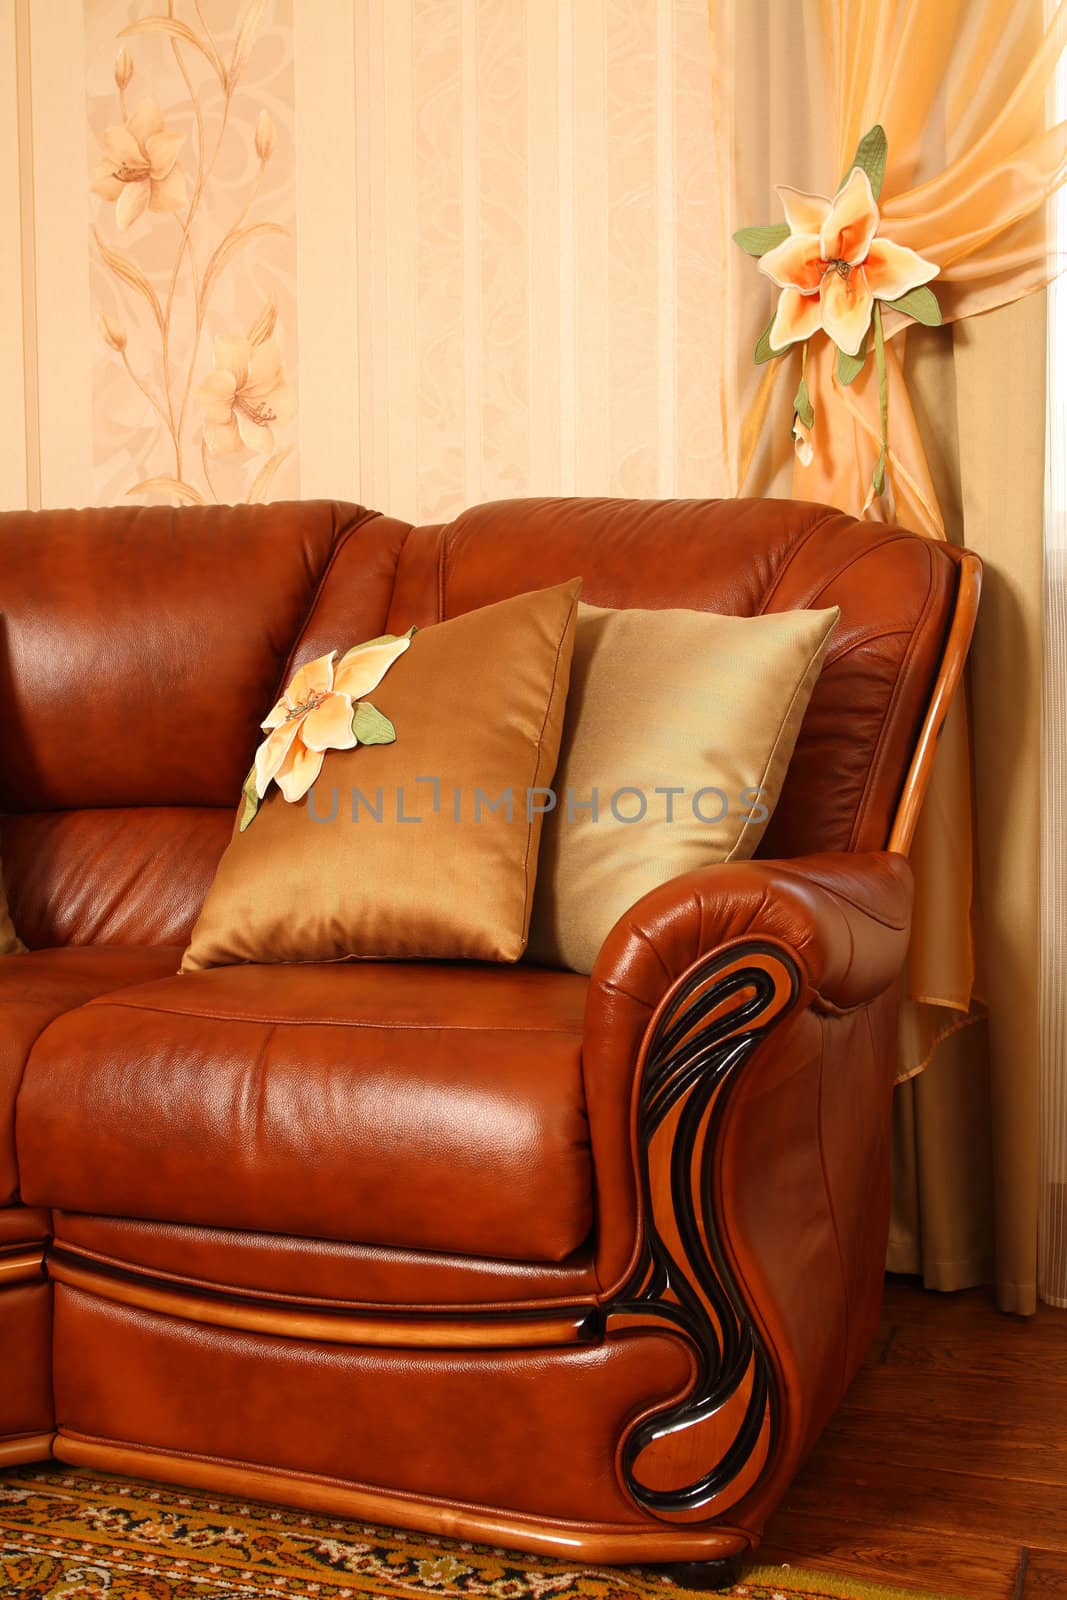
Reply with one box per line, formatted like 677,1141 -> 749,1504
582,853 -> 913,1527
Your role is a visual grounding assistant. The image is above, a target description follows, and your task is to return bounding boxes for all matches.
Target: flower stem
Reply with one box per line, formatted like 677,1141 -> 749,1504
201,433 -> 220,502
121,350 -> 172,431
872,303 -> 888,499
176,158 -> 265,448
163,9 -> 234,480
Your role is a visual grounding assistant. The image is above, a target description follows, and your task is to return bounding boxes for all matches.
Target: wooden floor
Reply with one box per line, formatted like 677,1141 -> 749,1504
759,1276 -> 1067,1599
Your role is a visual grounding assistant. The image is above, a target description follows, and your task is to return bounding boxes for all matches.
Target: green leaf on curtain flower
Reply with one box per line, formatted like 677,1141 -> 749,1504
872,302 -> 889,498
238,765 -> 260,833
732,223 -> 790,256
754,316 -> 780,364
843,123 -> 888,199
793,376 -> 814,429
836,334 -> 869,386
352,701 -> 397,745
885,285 -> 943,326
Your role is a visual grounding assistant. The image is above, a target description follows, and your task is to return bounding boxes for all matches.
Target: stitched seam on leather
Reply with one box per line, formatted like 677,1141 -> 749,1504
10,992 -> 129,1201
270,506 -> 386,701
519,586 -> 582,942
813,1018 -> 851,1374
576,1049 -> 600,1298
849,540 -> 941,849
437,522 -> 449,620
841,889 -> 856,984
763,525 -> 921,615
595,977 -> 654,1010
383,518 -> 419,629
759,522 -> 939,852
756,508 -> 844,613
763,526 -> 946,851
801,531 -> 924,607
822,625 -> 912,669
762,862 -> 909,931
595,863 -> 906,1029
78,999 -> 585,1033
52,1241 -> 596,1316
863,1001 -> 886,1087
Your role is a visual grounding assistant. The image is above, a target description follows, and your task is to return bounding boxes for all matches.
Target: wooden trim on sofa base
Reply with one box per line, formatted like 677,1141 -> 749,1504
47,1253 -> 598,1351
0,1432 -> 55,1467
52,1432 -> 752,1564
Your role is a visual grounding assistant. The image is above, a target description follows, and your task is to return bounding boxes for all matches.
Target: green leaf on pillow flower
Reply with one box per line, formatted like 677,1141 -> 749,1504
843,124 -> 887,199
733,223 -> 790,256
340,625 -> 417,662
885,284 -> 942,326
238,765 -> 260,833
793,375 -> 814,429
352,701 -> 396,745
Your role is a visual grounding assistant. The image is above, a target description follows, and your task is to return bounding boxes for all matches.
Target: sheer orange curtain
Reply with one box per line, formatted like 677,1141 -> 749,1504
710,0 -> 1066,1308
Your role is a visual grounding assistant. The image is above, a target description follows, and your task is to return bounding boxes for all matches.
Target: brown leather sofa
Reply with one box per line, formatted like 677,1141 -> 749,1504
0,496 -> 978,1589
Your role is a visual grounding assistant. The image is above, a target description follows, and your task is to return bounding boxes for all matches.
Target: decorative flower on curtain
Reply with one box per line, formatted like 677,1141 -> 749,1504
735,127 -> 942,499
240,631 -> 416,830
759,168 -> 940,356
713,0 -> 1067,1109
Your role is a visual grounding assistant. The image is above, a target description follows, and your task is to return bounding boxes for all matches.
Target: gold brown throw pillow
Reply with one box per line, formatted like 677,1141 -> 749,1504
526,601 -> 840,974
182,579 -> 582,970
0,860 -> 24,955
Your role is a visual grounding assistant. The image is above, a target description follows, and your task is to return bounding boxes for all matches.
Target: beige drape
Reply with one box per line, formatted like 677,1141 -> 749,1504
889,297 -> 1046,1312
716,0 -> 1055,1310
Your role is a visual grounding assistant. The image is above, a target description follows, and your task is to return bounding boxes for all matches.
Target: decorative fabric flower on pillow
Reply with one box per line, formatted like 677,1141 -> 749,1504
734,125 -> 942,499
240,629 -> 415,830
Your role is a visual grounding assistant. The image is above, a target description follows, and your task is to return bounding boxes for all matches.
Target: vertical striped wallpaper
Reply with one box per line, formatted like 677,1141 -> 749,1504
1038,36 -> 1067,1309
0,0 -> 731,523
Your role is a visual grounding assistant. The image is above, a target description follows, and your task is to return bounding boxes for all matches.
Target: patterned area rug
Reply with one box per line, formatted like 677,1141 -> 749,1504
0,1465 -> 962,1600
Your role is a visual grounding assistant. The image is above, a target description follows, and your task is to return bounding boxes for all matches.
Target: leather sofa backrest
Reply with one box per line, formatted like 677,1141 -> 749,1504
0,502 -> 408,946
1,494 -> 960,947
373,497 -> 961,858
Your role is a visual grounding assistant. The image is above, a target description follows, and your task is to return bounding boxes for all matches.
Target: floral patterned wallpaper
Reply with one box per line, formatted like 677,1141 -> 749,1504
3,0 -> 725,521
87,0 -> 298,506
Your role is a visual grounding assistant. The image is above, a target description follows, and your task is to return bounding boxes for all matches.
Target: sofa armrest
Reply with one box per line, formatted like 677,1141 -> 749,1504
589,851 -> 912,1026
581,852 -> 913,1528
583,847 -> 912,1269
584,850 -> 913,1283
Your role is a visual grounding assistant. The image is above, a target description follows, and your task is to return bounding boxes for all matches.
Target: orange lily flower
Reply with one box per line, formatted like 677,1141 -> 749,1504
759,168 -> 939,357
254,636 -> 411,803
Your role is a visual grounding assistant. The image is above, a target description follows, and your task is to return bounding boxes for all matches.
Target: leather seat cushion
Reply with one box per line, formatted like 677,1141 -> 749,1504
51,1212 -> 598,1311
1,946 -> 183,1206
18,962 -> 593,1263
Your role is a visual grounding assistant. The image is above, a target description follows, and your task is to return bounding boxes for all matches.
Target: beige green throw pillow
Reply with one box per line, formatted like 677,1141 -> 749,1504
526,601 -> 839,974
